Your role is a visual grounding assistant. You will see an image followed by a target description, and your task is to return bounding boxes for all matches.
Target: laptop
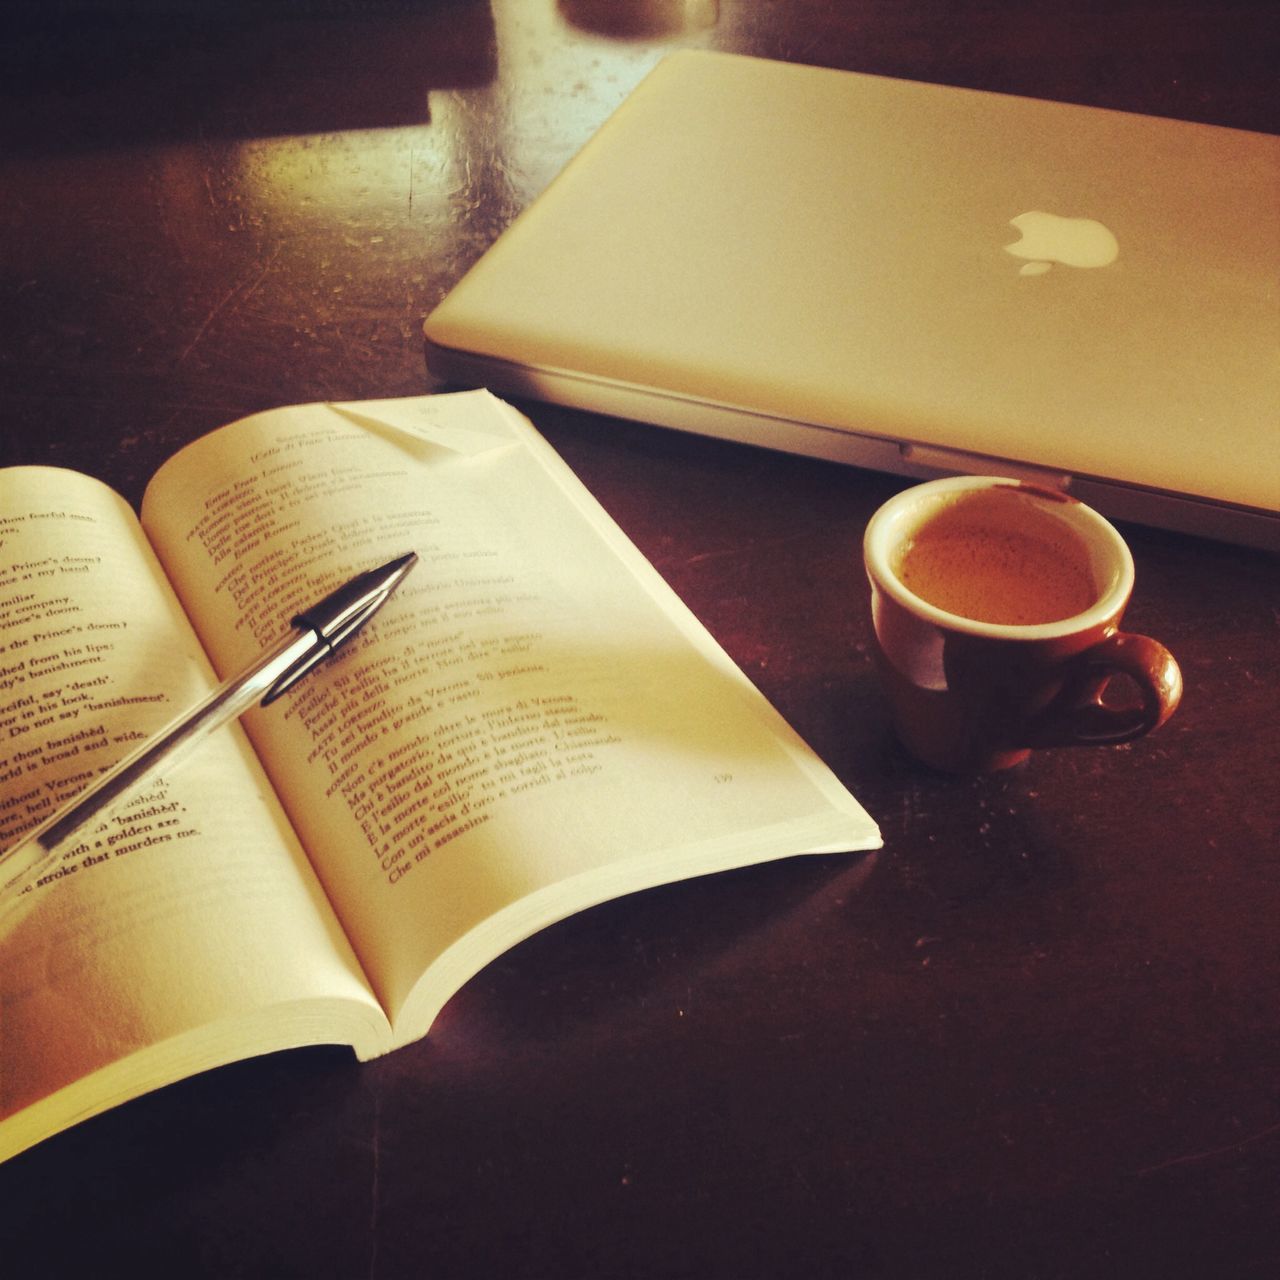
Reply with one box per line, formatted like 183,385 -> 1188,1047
423,50 -> 1280,550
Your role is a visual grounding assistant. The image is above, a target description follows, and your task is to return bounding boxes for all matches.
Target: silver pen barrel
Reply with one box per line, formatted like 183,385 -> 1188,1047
0,629 -> 314,901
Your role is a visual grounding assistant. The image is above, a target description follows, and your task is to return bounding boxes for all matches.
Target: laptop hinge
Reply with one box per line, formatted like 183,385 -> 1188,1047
899,442 -> 1072,492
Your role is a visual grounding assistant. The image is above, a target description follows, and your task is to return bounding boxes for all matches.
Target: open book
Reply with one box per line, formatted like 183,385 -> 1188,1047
0,391 -> 879,1163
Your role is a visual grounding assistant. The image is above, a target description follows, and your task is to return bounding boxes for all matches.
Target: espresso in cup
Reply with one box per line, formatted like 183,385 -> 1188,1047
895,490 -> 1097,626
864,477 -> 1182,772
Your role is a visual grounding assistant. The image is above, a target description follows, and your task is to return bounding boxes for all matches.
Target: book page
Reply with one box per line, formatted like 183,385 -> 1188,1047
0,468 -> 387,1162
141,393 -> 879,1038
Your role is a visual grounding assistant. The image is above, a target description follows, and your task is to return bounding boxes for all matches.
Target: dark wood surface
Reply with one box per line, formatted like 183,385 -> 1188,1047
2,3 -> 1278,1276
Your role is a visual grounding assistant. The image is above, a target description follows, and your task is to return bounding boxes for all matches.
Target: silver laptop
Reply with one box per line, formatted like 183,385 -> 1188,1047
423,50 -> 1280,550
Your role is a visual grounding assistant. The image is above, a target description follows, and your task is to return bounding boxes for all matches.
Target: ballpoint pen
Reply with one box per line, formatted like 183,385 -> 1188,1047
0,551 -> 418,906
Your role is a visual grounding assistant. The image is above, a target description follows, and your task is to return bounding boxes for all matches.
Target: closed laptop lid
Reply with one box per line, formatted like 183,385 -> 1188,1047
424,50 -> 1280,543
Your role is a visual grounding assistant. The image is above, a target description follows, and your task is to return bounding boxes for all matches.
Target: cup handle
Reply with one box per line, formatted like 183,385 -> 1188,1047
1024,632 -> 1183,748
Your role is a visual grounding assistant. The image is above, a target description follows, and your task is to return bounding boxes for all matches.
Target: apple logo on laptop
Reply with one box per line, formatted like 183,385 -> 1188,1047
1004,211 -> 1119,276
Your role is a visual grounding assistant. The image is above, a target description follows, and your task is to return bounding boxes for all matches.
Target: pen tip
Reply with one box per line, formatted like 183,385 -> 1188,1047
374,551 -> 418,597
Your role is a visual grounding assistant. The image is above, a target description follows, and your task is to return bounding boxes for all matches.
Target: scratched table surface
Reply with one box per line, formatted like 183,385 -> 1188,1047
1,3 -> 1278,1277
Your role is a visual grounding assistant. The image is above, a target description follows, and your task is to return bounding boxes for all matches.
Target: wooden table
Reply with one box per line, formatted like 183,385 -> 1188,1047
2,3 -> 1277,1276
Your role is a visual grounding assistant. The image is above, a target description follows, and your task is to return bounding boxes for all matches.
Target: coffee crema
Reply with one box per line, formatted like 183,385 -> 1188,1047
898,524 -> 1096,625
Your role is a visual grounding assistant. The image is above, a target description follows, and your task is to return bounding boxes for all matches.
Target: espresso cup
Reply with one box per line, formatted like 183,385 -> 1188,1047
863,476 -> 1182,772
